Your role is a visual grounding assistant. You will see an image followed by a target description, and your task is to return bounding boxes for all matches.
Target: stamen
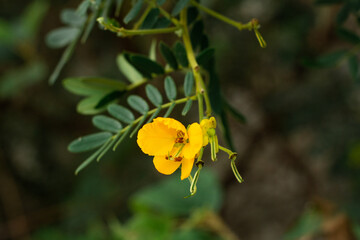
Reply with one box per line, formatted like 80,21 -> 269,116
174,156 -> 183,162
175,130 -> 186,143
175,137 -> 184,143
177,130 -> 185,138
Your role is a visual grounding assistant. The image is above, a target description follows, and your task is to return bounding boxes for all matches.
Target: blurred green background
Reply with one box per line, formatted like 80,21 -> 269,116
1,0 -> 360,239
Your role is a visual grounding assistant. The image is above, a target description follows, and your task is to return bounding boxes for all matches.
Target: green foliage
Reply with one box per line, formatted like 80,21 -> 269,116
124,0 -> 144,24
164,76 -> 177,101
127,95 -> 150,114
140,8 -> 160,29
146,84 -> 163,107
116,53 -> 144,84
63,77 -> 127,114
196,48 -> 215,67
68,132 -> 113,153
160,41 -> 179,70
46,27 -> 80,48
190,20 -> 204,49
173,41 -> 189,67
172,0 -> 190,16
63,77 -> 127,96
60,9 -> 86,28
182,99 -> 193,116
184,72 -> 194,97
127,54 -> 165,78
92,115 -> 123,133
108,104 -> 135,124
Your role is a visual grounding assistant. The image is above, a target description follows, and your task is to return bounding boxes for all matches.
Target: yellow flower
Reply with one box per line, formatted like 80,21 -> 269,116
137,117 -> 203,180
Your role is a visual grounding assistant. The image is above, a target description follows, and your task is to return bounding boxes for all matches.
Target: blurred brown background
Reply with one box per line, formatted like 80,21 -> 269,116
1,0 -> 360,239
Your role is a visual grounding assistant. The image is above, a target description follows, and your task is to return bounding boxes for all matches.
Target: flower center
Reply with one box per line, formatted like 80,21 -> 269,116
175,130 -> 185,143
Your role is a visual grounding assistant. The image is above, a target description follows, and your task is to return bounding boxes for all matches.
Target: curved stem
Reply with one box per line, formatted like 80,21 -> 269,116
190,0 -> 253,30
98,17 -> 180,37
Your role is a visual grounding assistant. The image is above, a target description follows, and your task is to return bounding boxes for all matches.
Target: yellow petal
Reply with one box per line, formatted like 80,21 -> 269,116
153,155 -> 181,175
137,121 -> 177,156
180,157 -> 194,180
182,123 -> 203,159
154,117 -> 188,138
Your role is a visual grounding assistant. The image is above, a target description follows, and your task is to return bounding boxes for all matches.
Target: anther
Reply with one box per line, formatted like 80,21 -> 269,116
174,156 -> 183,162
175,137 -> 184,143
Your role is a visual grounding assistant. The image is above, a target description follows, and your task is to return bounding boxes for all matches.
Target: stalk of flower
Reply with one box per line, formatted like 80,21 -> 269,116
137,117 -> 203,180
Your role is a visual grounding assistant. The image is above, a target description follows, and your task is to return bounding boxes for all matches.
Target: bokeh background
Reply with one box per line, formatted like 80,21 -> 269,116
1,0 -> 360,239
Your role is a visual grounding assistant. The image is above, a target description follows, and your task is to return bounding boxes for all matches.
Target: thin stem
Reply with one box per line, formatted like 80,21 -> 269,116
117,26 -> 181,37
190,0 -> 253,31
218,145 -> 236,160
97,17 -> 180,37
180,10 -> 212,117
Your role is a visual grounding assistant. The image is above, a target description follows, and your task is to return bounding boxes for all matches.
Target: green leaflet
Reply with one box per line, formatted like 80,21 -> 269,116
164,76 -> 177,101
108,104 -> 135,124
60,9 -> 86,27
173,42 -> 188,67
146,84 -> 163,107
63,77 -> 127,96
182,99 -> 193,116
129,54 -> 165,78
160,42 -> 178,70
116,53 -> 144,84
127,95 -> 149,114
124,0 -> 144,24
45,27 -> 80,49
68,132 -> 112,153
140,8 -> 160,29
92,115 -> 123,133
77,94 -> 111,115
171,0 -> 190,16
196,48 -> 215,67
184,72 -> 194,97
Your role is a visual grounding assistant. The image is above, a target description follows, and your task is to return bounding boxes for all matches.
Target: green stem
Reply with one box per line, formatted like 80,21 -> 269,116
190,0 -> 253,30
180,10 -> 212,117
98,17 -> 180,36
218,145 -> 236,160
